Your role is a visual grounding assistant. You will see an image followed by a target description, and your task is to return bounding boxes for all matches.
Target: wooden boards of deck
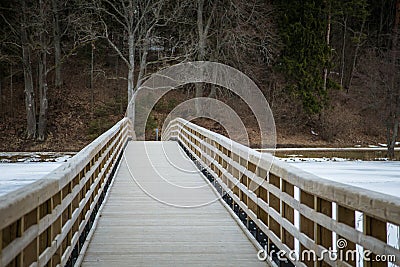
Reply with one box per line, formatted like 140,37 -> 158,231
80,141 -> 266,267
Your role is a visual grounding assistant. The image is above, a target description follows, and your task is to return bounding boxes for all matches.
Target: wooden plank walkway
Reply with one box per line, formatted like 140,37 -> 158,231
80,141 -> 266,266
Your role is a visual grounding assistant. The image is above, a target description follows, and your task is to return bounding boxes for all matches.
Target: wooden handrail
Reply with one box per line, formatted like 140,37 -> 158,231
0,118 -> 132,267
164,118 -> 400,266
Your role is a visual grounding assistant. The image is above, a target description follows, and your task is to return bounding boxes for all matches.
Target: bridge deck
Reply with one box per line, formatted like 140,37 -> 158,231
80,141 -> 265,266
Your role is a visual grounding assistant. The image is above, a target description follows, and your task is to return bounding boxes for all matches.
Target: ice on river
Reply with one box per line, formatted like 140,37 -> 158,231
284,159 -> 400,197
0,162 -> 62,196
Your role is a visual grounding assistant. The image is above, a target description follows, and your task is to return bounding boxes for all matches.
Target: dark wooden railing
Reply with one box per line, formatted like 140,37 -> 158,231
0,118 -> 132,267
164,118 -> 400,267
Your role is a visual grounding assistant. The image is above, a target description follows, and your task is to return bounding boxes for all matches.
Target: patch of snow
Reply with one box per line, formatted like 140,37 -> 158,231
368,145 -> 379,148
280,157 -> 349,163
0,152 -> 75,163
54,155 -> 71,162
285,154 -> 304,157
0,162 -> 63,196
374,158 -> 389,161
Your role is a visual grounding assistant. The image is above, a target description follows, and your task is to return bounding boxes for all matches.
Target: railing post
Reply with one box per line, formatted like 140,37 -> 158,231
282,180 -> 295,251
22,208 -> 37,266
300,190 -> 315,267
364,215 -> 387,267
315,197 -> 332,266
269,174 -> 281,249
0,230 -> 2,263
337,205 -> 356,266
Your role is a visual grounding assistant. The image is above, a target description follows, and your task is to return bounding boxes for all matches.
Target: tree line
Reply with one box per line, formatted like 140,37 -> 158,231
275,0 -> 399,158
0,0 -> 399,157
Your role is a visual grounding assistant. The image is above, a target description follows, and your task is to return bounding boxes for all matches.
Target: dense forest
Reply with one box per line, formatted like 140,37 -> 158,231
0,0 -> 399,157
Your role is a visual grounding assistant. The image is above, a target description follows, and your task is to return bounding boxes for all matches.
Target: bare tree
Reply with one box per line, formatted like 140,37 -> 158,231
323,0 -> 332,91
387,0 -> 400,159
330,0 -> 368,91
194,0 -> 216,113
347,16 -> 366,89
94,0 -> 166,103
20,0 -> 36,139
52,0 -> 62,88
37,0 -> 49,141
186,0 -> 278,102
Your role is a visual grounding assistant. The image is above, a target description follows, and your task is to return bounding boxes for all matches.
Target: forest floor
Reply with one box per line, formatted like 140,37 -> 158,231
0,61 -> 390,152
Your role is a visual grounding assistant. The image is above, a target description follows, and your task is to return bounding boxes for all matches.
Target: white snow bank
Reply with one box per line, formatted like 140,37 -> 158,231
281,157 -> 350,163
0,152 -> 75,163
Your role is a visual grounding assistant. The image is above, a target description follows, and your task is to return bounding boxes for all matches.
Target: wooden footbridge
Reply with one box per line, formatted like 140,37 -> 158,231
1,118 -> 399,267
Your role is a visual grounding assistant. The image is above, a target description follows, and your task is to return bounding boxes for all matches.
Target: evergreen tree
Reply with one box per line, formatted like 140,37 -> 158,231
275,0 -> 332,114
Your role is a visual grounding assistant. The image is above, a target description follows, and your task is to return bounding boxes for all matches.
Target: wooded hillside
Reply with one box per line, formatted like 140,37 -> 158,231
0,0 -> 399,156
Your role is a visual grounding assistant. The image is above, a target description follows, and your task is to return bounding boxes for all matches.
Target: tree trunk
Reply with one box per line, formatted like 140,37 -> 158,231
10,64 -> 14,118
347,17 -> 366,90
21,0 -> 36,139
38,0 -> 48,141
323,0 -> 331,91
38,51 -> 48,141
195,0 -> 206,115
52,0 -> 62,88
209,84 -> 216,98
0,74 -> 2,118
90,42 -> 95,114
115,56 -> 123,113
387,0 -> 400,159
378,0 -> 385,43
127,32 -> 135,103
340,17 -> 347,89
136,29 -> 151,89
387,118 -> 399,159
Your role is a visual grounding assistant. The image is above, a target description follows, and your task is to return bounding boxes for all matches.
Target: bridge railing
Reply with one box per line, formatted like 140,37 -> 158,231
0,118 -> 132,267
164,118 -> 400,267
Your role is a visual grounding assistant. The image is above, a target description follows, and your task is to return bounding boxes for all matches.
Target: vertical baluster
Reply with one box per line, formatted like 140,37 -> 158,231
316,198 -> 332,267
337,205 -> 356,266
300,191 -> 315,267
282,180 -> 295,252
364,215 -> 387,267
23,208 -> 37,266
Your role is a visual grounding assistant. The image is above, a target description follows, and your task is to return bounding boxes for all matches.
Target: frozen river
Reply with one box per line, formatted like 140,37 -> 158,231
285,159 -> 400,197
0,162 -> 62,196
0,157 -> 399,198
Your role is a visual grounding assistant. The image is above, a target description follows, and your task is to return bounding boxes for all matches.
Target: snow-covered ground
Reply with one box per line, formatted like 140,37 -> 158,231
284,158 -> 400,197
0,152 -> 74,196
0,162 -> 63,196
